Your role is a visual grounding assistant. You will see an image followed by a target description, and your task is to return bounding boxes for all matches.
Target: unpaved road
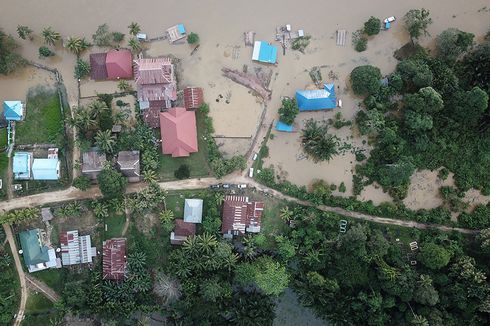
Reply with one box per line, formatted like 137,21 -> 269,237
25,274 -> 60,302
0,176 -> 477,235
3,224 -> 27,326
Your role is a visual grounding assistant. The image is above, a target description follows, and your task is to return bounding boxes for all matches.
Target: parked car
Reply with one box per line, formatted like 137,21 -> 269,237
209,184 -> 220,189
222,184 -> 231,189
237,184 -> 247,189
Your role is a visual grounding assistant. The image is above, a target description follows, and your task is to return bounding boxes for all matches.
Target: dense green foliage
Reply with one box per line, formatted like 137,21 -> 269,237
187,32 -> 200,44
38,46 -> 54,58
364,16 -> 381,36
350,65 -> 382,95
0,247 -> 19,324
174,164 -> 190,179
301,119 -> 339,162
352,30 -> 368,52
436,28 -> 474,62
73,176 -> 91,190
0,29 -> 26,74
403,8 -> 432,43
74,58 -> 90,79
97,167 -> 128,199
278,98 -> 299,125
285,205 -> 490,325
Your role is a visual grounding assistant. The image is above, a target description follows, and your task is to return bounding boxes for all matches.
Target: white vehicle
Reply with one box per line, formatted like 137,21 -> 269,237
384,16 -> 396,23
253,153 -> 258,160
248,168 -> 254,178
237,184 -> 247,189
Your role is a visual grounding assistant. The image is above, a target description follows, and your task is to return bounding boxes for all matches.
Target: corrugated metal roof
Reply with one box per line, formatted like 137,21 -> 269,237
275,121 -> 294,132
19,229 -> 50,266
252,41 -> 277,64
90,53 -> 108,80
102,238 -> 127,281
106,49 -> 133,79
184,199 -> 203,223
13,152 -> 31,179
296,83 -> 337,111
32,158 -> 60,180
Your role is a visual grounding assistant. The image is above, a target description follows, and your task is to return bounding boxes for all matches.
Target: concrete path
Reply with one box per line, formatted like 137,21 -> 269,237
3,224 -> 27,326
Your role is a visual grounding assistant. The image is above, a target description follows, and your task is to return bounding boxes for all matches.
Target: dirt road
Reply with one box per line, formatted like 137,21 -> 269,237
3,224 -> 27,326
25,274 -> 60,302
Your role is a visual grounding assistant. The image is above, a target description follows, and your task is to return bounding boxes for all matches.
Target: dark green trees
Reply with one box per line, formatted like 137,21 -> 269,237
301,119 -> 339,162
350,65 -> 382,96
364,16 -> 381,36
97,167 -> 128,199
436,28 -> 474,62
278,98 -> 299,125
403,8 -> 432,43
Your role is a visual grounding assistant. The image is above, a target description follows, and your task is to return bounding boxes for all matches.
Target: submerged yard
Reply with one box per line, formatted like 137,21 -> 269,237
15,86 -> 63,145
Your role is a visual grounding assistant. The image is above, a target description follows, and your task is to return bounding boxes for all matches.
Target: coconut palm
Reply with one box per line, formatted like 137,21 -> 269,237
93,202 -> 109,219
159,209 -> 174,224
66,36 -> 90,55
301,119 -> 339,162
89,100 -> 109,118
143,170 -> 157,183
128,38 -> 141,53
112,110 -> 127,125
109,198 -> 125,215
410,315 -> 429,326
214,192 -> 225,206
128,22 -> 141,36
70,107 -> 96,132
153,273 -> 182,305
16,25 -> 33,40
42,27 -> 61,46
279,206 -> 293,222
183,236 -> 199,255
128,252 -> 147,272
95,130 -> 116,153
196,233 -> 218,254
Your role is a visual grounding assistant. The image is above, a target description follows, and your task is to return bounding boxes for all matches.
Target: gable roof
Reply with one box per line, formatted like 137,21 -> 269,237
296,83 -> 337,111
90,53 -> 108,80
3,101 -> 23,121
184,199 -> 203,223
19,229 -> 50,266
159,108 -> 198,157
117,150 -> 140,179
252,41 -> 277,64
102,238 -> 127,281
32,158 -> 60,180
221,196 -> 264,235
106,49 -> 133,79
82,149 -> 106,173
60,230 -> 96,266
13,152 -> 32,179
183,87 -> 204,109
134,58 -> 174,85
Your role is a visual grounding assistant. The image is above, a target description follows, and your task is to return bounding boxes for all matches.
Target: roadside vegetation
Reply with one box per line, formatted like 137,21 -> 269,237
0,29 -> 26,75
0,242 -> 20,325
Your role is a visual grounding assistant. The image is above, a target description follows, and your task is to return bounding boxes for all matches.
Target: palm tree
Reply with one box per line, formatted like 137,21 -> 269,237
16,25 -> 33,40
214,192 -> 225,206
153,272 -> 182,305
109,198 -> 125,215
183,236 -> 199,255
42,27 -> 61,46
128,252 -> 147,272
196,233 -> 218,254
410,315 -> 429,326
128,38 -> 141,53
66,36 -> 90,55
128,22 -> 141,36
279,206 -> 293,223
70,108 -> 96,132
95,130 -> 116,153
159,210 -> 174,224
301,119 -> 339,162
93,202 -> 109,219
143,170 -> 157,183
112,110 -> 127,125
89,100 -> 109,119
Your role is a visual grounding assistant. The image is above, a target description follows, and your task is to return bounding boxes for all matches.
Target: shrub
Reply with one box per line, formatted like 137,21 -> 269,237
364,17 -> 381,36
97,168 -> 128,199
291,36 -> 311,53
278,98 -> 299,125
350,65 -> 382,96
187,32 -> 199,44
74,59 -> 90,79
73,176 -> 91,191
39,46 -> 54,58
339,182 -> 347,193
112,32 -> 125,44
174,164 -> 190,179
352,30 -> 368,52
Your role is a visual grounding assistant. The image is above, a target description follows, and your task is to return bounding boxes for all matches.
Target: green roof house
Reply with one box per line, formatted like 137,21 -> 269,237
19,229 -> 59,273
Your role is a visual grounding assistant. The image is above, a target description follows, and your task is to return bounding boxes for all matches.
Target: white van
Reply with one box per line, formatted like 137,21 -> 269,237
249,168 -> 254,178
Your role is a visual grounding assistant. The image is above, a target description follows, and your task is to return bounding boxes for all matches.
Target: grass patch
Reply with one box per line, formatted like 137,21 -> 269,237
165,189 -> 210,218
15,86 -> 63,145
0,153 -> 8,199
0,127 -> 7,149
127,222 -> 172,269
26,292 -> 54,313
157,110 -> 211,181
32,269 -> 64,294
104,213 -> 126,239
261,197 -> 288,236
253,123 -> 273,171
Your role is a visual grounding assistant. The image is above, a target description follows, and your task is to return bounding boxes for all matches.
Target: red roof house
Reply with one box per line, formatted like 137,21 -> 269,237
221,196 -> 264,237
183,87 -> 204,110
170,219 -> 196,245
102,238 -> 127,281
159,107 -> 198,157
90,53 -> 108,80
106,49 -> 133,79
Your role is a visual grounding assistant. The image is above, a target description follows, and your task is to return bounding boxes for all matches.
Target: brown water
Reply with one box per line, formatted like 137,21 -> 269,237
1,0 -> 489,207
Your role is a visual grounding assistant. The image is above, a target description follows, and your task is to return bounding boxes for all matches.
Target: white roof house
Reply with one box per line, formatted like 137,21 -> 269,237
183,199 -> 203,223
60,230 -> 96,266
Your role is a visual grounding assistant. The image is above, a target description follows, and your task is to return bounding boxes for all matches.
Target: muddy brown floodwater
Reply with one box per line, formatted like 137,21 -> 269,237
1,0 -> 489,209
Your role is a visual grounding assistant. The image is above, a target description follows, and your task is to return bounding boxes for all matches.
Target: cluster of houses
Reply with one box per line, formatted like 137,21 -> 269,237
88,46 -> 204,158
81,149 -> 140,182
13,148 -> 61,181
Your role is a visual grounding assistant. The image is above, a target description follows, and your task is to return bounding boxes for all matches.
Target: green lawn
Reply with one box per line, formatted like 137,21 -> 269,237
157,110 -> 212,180
0,127 -> 7,149
23,292 -> 57,326
15,87 -> 63,145
261,198 -> 288,236
25,292 -> 54,313
32,269 -> 64,294
104,213 -> 126,239
0,153 -> 8,199
165,190 -> 209,218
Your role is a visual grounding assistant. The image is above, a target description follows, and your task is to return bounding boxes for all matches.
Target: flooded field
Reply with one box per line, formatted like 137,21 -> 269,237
1,0 -> 489,209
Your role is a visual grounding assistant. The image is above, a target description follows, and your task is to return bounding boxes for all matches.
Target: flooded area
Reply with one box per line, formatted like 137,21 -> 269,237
1,0 -> 489,209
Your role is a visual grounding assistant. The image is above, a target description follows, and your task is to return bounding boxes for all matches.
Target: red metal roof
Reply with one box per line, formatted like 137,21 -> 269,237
102,238 -> 127,282
221,196 -> 264,235
183,87 -> 204,109
106,49 -> 133,79
159,107 -> 198,157
90,53 -> 108,80
174,219 -> 196,237
134,58 -> 174,85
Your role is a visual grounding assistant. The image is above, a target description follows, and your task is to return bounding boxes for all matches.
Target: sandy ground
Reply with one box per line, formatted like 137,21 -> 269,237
0,0 -> 489,209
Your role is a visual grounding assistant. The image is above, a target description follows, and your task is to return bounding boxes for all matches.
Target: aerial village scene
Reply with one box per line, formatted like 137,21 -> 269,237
1,0 -> 490,325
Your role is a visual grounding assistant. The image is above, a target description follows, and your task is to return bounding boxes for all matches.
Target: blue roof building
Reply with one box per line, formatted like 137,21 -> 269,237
32,158 -> 60,180
252,41 -> 277,64
13,152 -> 32,180
296,84 -> 337,111
3,101 -> 24,121
177,24 -> 186,34
275,121 -> 294,132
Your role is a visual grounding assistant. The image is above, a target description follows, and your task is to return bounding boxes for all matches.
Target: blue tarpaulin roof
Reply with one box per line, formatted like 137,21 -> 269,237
252,41 -> 277,64
296,83 -> 337,111
3,101 -> 23,121
32,159 -> 60,180
13,152 -> 31,179
178,24 -> 186,34
275,121 -> 294,132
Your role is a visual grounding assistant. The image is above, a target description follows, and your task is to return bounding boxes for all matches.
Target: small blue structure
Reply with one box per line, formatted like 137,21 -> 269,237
384,22 -> 391,30
3,101 -> 23,121
275,121 -> 294,132
13,152 -> 32,180
252,41 -> 277,64
177,24 -> 186,34
32,158 -> 60,180
296,83 -> 337,111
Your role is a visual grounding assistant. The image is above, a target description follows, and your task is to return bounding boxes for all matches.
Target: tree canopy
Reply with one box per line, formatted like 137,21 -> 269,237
403,8 -> 432,43
0,30 -> 25,75
278,98 -> 299,125
97,167 -> 128,199
350,65 -> 382,96
436,28 -> 474,62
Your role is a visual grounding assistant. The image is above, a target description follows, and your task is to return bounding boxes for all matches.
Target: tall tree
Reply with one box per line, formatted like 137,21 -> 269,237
128,22 -> 141,36
16,25 -> 33,40
97,167 -> 128,199
95,130 -> 116,153
404,8 -> 432,44
436,28 -> 474,62
350,65 -> 382,96
41,26 -> 61,45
